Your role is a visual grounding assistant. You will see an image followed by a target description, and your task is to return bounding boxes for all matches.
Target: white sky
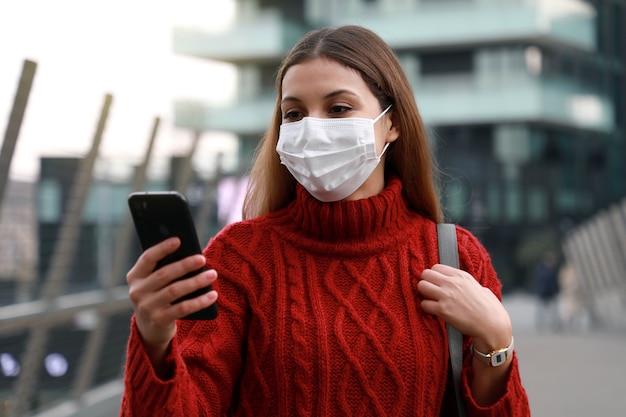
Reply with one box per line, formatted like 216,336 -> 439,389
0,0 -> 238,182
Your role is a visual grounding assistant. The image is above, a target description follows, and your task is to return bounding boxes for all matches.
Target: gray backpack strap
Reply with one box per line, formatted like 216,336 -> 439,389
437,223 -> 466,417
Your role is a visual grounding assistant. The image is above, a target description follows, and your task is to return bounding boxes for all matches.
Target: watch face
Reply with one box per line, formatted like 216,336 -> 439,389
491,351 -> 508,367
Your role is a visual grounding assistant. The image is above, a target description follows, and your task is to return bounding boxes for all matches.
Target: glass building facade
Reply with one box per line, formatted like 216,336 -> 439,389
172,0 -> 625,289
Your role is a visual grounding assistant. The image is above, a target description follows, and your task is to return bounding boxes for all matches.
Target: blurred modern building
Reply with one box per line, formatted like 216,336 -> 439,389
172,0 -> 625,288
0,180 -> 36,305
35,156 -> 224,296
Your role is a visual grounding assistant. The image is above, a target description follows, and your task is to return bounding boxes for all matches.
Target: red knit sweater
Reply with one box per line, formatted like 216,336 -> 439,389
121,177 -> 529,416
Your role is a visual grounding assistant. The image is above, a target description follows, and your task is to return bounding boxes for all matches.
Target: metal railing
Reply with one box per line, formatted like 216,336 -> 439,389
0,59 -> 236,417
562,198 -> 626,330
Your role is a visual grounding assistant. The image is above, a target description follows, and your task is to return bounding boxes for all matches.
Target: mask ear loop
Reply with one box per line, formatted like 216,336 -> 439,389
376,142 -> 391,159
373,104 -> 393,123
373,104 -> 394,158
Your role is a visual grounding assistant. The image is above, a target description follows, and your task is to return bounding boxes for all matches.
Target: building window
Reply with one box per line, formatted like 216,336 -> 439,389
613,3 -> 623,60
487,183 -> 501,222
527,187 -> 547,223
613,74 -> 624,129
259,63 -> 278,95
444,180 -> 467,222
420,50 -> 473,75
556,188 -> 585,214
504,185 -> 522,223
38,179 -> 61,223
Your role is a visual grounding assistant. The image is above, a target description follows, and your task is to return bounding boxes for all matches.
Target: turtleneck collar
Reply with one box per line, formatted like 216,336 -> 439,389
285,176 -> 409,241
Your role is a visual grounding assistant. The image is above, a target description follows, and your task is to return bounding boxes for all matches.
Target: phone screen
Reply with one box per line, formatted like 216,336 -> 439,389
128,191 -> 218,320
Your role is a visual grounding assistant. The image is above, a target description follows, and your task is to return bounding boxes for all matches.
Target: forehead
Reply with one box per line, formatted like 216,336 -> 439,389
281,57 -> 370,98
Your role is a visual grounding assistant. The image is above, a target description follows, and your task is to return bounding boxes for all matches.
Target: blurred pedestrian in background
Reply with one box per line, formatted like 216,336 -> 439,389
558,263 -> 586,332
533,251 -> 561,332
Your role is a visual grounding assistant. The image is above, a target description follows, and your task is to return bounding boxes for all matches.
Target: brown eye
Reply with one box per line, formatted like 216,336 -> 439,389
283,111 -> 303,122
329,105 -> 351,115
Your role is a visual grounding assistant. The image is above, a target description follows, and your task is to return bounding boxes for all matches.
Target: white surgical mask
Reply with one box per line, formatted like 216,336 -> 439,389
276,105 -> 392,202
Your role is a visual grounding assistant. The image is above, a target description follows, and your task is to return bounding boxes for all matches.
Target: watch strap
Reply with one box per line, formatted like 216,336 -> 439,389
471,337 -> 514,367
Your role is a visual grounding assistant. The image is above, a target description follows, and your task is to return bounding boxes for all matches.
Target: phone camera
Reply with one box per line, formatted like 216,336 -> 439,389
132,201 -> 144,211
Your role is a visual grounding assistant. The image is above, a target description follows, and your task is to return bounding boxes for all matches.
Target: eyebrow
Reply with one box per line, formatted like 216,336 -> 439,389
281,89 -> 359,104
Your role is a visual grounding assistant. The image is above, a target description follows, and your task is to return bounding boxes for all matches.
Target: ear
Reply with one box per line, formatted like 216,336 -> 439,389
384,109 -> 400,143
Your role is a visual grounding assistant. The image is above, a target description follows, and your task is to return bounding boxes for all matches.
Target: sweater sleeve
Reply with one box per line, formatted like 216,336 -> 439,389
455,227 -> 531,417
120,232 -> 251,417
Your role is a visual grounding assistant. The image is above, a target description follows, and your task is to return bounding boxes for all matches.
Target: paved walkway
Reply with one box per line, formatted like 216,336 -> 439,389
504,293 -> 626,417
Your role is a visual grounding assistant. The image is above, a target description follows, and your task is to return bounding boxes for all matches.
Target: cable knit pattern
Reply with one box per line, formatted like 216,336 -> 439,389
120,177 -> 530,416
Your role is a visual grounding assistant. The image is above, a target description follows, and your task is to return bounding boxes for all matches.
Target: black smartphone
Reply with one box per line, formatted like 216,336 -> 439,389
128,191 -> 218,320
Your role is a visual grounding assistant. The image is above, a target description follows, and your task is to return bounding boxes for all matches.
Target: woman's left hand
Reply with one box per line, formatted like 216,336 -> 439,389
417,264 -> 512,349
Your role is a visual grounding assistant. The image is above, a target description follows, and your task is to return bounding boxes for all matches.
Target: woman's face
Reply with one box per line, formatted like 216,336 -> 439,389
280,57 -> 399,201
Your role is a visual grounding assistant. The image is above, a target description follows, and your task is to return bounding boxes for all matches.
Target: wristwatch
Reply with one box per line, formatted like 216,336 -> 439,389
471,337 -> 514,367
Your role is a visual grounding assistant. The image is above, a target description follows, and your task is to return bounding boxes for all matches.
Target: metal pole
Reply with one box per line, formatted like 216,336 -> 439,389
11,93 -> 112,417
0,59 -> 37,214
609,202 -> 626,301
595,215 -> 623,290
195,152 -> 223,244
571,228 -> 603,327
174,130 -> 202,193
585,218 -> 613,290
41,93 -> 112,300
71,117 -> 161,400
0,286 -> 131,333
107,116 -> 160,289
71,318 -> 110,402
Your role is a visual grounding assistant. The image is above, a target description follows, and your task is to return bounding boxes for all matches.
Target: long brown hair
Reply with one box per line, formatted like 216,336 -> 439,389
242,25 -> 443,223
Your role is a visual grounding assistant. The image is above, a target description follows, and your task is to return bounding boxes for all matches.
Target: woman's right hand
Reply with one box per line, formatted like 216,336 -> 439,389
126,237 -> 218,366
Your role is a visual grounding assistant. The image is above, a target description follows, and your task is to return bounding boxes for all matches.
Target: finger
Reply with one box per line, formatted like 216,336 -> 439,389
422,264 -> 470,286
420,299 -> 441,316
127,237 -> 180,283
164,288 -> 219,321
127,254 -> 207,311
420,267 -> 450,285
416,278 -> 443,300
430,263 -> 460,275
135,269 -> 218,321
146,254 -> 208,292
158,268 -> 218,306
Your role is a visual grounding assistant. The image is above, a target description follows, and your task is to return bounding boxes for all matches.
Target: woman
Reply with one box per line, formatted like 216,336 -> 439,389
122,25 -> 530,416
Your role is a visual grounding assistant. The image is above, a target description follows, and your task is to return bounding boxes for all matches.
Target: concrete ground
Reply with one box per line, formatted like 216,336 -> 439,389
504,293 -> 626,417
